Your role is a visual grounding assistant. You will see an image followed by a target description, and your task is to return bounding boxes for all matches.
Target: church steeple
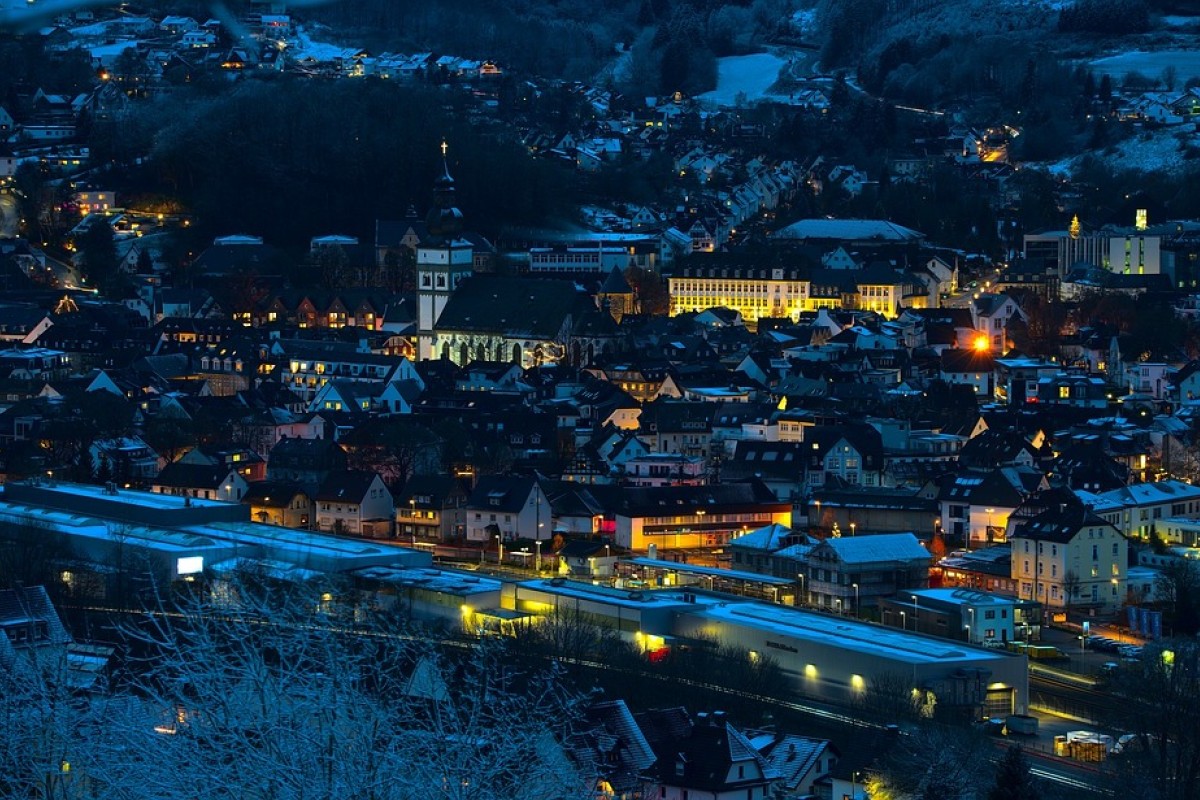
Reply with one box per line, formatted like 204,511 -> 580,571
426,140 -> 464,241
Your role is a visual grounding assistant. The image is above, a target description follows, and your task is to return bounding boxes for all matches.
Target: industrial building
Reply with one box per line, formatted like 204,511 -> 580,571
501,578 -> 1028,718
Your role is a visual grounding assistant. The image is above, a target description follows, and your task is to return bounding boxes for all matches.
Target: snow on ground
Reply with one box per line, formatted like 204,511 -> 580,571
290,28 -> 348,61
696,53 -> 787,108
1163,16 -> 1200,28
1032,127 -> 1197,178
1089,50 -> 1200,84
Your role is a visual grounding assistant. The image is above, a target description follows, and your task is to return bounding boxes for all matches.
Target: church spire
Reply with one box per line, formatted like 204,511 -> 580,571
1069,214 -> 1081,240
426,140 -> 464,241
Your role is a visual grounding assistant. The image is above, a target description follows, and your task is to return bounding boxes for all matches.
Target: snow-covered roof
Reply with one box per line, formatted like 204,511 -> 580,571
819,533 -> 930,565
775,218 -> 925,242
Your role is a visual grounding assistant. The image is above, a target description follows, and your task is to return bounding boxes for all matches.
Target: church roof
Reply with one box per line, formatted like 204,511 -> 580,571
434,276 -> 589,339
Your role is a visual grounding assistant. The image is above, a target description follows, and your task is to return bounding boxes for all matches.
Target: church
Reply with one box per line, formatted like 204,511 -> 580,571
413,145 -> 620,367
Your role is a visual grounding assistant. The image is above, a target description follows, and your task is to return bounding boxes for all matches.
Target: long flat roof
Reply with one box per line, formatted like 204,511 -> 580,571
355,565 -> 503,596
695,601 -> 1005,666
516,579 -> 697,611
625,558 -> 796,586
7,481 -> 231,511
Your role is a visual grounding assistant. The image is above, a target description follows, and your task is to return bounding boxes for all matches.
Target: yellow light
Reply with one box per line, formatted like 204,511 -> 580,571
972,335 -> 990,352
851,674 -> 865,691
1162,649 -> 1175,666
460,604 -> 473,616
805,663 -> 818,678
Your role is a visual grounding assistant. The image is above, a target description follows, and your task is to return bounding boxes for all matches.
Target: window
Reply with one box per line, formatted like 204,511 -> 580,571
985,610 -> 996,620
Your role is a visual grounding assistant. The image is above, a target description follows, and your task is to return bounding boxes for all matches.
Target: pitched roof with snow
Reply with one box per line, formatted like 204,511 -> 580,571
816,533 -> 930,565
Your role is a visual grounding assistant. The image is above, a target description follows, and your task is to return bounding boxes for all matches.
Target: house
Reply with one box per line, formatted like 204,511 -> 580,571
638,709 -> 779,800
89,436 -> 161,483
1008,496 -> 1126,611
937,468 -> 1045,548
266,437 -> 347,490
394,473 -> 470,544
242,480 -> 313,528
969,293 -> 1024,351
577,700 -> 657,800
314,470 -> 394,538
802,425 -> 885,489
939,348 -> 995,397
0,585 -> 72,668
728,522 -> 808,577
800,533 -> 931,612
464,475 -> 551,545
152,462 -> 248,502
757,735 -> 839,800
1083,479 -> 1200,541
623,453 -> 706,487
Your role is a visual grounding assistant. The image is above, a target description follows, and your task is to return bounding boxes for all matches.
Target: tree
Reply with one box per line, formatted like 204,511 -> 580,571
987,746 -> 1041,800
30,576 -> 596,800
1106,641 -> 1200,800
624,266 -> 669,316
867,724 -> 992,800
77,218 -> 120,294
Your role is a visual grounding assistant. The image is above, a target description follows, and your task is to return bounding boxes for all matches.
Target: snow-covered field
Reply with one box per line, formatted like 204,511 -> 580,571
696,53 -> 787,108
290,28 -> 348,61
1089,50 -> 1200,84
1038,127 -> 1197,177
1163,16 -> 1200,28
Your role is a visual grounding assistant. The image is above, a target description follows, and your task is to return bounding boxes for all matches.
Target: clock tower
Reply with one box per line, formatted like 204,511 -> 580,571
416,142 -> 475,361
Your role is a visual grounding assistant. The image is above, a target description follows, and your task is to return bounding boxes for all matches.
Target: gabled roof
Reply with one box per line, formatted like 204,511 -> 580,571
465,475 -> 537,513
434,276 -> 589,339
813,532 -> 930,565
728,522 -> 797,552
315,470 -> 384,503
1011,498 -> 1113,544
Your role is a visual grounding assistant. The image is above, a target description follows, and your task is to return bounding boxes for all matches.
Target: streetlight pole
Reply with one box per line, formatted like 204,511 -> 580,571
409,497 -> 416,548
901,610 -> 907,631
495,534 -> 503,565
850,521 -> 856,537
852,582 -> 859,618
535,539 -> 542,574
967,607 -> 975,643
797,572 -> 806,606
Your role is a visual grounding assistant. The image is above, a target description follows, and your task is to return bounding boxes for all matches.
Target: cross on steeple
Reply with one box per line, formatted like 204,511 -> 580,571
440,140 -> 448,158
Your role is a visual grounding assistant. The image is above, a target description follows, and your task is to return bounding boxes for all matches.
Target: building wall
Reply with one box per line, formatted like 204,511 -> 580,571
1011,524 -> 1126,610
616,507 -> 791,551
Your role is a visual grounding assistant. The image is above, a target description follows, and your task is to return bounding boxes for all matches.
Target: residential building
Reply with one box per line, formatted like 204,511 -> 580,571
394,473 -> 470,543
800,533 -> 931,612
152,462 -> 248,502
638,709 -> 779,800
314,470 -> 394,537
1083,479 -> 1200,541
1008,498 -> 1126,610
464,475 -> 551,544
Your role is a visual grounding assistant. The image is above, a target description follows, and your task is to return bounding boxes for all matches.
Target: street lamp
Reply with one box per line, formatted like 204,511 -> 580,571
409,497 -> 416,548
966,607 -> 975,642
535,539 -> 542,573
495,534 -> 503,565
850,522 -> 856,537
900,610 -> 907,631
852,582 -> 859,618
797,572 -> 807,606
